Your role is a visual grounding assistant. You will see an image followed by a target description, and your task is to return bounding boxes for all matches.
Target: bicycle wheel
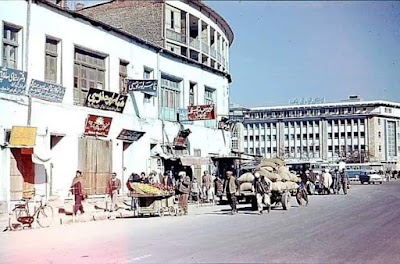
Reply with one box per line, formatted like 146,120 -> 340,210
8,209 -> 28,231
36,205 -> 54,228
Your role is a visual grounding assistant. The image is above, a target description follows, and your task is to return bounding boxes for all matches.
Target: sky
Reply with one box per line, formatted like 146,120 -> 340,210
74,1 -> 400,107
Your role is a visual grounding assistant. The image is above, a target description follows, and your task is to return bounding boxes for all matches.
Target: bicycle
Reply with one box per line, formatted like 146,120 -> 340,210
8,195 -> 54,231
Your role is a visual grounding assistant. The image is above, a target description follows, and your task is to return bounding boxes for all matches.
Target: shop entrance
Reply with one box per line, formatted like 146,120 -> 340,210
78,137 -> 112,195
10,148 -> 35,200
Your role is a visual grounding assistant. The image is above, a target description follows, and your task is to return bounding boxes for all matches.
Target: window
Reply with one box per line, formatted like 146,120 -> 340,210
347,132 -> 352,137
73,48 -> 106,105
170,10 -> 174,29
244,148 -> 248,153
340,132 -> 345,138
261,135 -> 265,141
249,136 -> 254,141
119,60 -> 128,93
45,37 -> 59,82
267,147 -> 271,153
334,133 -> 339,139
316,146 -> 320,151
250,148 -> 254,154
143,67 -> 153,103
244,136 -> 248,141
290,134 -> 295,140
354,132 -> 359,137
189,82 -> 196,105
360,132 -> 365,138
360,119 -> 365,125
160,75 -> 181,121
272,147 -> 277,153
261,147 -> 265,154
267,135 -> 271,141
328,133 -> 332,139
2,24 -> 21,69
204,87 -> 216,128
379,145 -> 382,152
297,134 -> 301,140
378,119 -> 381,125
272,135 -> 277,140
231,139 -> 238,150
285,134 -> 289,140
255,135 -> 259,141
328,146 -> 333,151
378,131 -> 381,138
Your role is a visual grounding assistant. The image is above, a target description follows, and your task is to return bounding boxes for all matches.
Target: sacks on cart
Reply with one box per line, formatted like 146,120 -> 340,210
268,158 -> 285,166
271,181 -> 286,192
238,172 -> 255,183
260,160 -> 277,169
285,181 -> 299,190
277,166 -> 291,182
240,182 -> 253,192
289,173 -> 301,183
256,168 -> 281,182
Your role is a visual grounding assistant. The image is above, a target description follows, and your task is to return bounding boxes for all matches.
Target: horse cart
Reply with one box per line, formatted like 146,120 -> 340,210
128,192 -> 180,217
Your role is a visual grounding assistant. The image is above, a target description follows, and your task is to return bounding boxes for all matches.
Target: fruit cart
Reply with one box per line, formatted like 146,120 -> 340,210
127,183 -> 180,217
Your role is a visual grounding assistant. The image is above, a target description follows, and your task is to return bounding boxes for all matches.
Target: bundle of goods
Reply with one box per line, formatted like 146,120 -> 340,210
240,182 -> 253,192
256,168 -> 281,182
128,183 -> 171,196
150,183 -> 175,194
289,173 -> 301,183
271,181 -> 299,192
277,166 -> 291,182
238,172 -> 255,192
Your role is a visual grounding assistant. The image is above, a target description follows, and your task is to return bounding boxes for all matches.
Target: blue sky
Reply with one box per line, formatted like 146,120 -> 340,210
76,1 -> 400,107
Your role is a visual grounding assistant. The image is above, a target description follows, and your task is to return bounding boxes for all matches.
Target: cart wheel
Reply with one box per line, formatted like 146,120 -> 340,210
169,206 -> 176,216
282,192 -> 291,210
159,208 -> 165,217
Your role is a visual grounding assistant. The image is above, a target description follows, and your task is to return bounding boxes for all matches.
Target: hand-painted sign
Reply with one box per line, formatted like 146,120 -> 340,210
178,108 -> 193,124
187,105 -> 216,121
126,79 -> 158,97
84,88 -> 127,113
218,117 -> 237,132
174,129 -> 191,147
9,126 -> 37,146
117,129 -> 145,142
84,115 -> 112,137
28,79 -> 66,103
0,67 -> 27,95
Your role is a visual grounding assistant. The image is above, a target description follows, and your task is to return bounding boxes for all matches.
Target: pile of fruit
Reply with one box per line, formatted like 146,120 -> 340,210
129,183 -> 175,196
150,183 -> 175,193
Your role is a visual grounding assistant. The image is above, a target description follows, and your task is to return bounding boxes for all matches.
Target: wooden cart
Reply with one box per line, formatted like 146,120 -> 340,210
128,192 -> 180,217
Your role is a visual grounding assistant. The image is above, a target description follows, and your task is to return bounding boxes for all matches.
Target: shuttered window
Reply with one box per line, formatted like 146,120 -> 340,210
160,76 -> 181,121
73,48 -> 106,105
45,38 -> 59,83
119,60 -> 128,93
2,24 -> 21,69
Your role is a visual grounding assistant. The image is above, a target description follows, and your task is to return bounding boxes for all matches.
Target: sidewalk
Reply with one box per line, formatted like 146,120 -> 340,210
1,196 -> 227,232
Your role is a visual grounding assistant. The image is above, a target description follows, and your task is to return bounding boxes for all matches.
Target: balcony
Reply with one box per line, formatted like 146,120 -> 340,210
210,48 -> 217,59
189,37 -> 200,50
217,52 -> 221,63
166,29 -> 186,44
201,41 -> 209,55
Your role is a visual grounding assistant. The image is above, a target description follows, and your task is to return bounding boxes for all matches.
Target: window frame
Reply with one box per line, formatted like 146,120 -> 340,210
2,23 -> 21,69
44,36 -> 60,83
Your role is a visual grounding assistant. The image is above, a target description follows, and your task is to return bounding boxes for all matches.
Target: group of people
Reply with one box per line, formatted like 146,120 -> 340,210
300,168 -> 349,195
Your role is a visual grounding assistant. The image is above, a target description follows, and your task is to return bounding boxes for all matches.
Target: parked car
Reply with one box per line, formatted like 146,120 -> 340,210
359,170 -> 384,184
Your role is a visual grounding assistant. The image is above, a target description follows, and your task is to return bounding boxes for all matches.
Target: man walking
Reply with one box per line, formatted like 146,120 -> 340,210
177,171 -> 190,215
223,171 -> 240,214
107,172 -> 121,213
253,172 -> 271,214
202,171 -> 212,202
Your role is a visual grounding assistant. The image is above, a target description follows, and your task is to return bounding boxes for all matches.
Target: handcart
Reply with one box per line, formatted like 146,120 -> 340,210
128,192 -> 180,217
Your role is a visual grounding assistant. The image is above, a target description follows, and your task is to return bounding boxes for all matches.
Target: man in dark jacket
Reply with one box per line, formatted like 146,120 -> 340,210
223,170 -> 240,214
253,172 -> 271,214
177,171 -> 190,215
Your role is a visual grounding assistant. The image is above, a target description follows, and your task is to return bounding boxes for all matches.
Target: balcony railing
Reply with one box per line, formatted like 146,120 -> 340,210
201,41 -> 209,55
217,52 -> 221,63
189,37 -> 200,50
210,48 -> 217,59
166,29 -> 186,44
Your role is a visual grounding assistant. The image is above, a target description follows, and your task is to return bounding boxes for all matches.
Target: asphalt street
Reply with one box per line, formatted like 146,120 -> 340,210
1,181 -> 399,264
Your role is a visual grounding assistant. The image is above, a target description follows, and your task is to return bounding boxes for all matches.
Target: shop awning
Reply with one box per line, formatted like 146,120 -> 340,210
180,156 -> 212,166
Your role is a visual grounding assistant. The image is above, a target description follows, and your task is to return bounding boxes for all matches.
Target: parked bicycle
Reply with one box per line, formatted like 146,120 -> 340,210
8,195 -> 54,231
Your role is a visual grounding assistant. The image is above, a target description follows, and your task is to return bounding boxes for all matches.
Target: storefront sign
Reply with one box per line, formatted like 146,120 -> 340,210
117,129 -> 145,142
187,104 -> 216,121
218,117 -> 236,132
178,108 -> 193,124
28,79 -> 66,103
9,126 -> 37,146
126,79 -> 158,97
84,88 -> 127,113
174,129 -> 191,147
0,67 -> 27,95
84,115 -> 112,137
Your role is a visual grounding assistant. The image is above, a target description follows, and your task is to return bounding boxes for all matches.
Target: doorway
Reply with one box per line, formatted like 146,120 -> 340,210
10,148 -> 35,200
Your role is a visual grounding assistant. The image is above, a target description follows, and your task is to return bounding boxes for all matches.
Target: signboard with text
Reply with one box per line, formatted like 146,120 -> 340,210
9,126 -> 37,146
0,67 -> 27,95
126,79 -> 158,97
84,115 -> 112,137
187,104 -> 216,121
218,117 -> 236,132
178,108 -> 193,124
84,88 -> 127,113
117,129 -> 145,142
28,79 -> 66,103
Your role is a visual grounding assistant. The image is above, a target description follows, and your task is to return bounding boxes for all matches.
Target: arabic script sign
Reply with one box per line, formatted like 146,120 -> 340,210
0,67 -> 27,95
178,108 -> 193,124
187,105 -> 216,121
28,79 -> 66,103
117,129 -> 145,142
218,117 -> 236,132
84,88 -> 127,113
126,79 -> 158,97
84,115 -> 112,137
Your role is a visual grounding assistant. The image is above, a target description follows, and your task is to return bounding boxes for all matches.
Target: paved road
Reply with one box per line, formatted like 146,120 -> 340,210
1,181 -> 400,264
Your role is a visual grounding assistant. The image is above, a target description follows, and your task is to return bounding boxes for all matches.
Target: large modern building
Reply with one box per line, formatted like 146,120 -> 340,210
230,97 -> 400,164
0,0 -> 233,211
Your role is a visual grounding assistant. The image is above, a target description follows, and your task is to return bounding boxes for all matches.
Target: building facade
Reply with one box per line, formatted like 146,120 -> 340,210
230,97 -> 400,164
0,0 -> 234,211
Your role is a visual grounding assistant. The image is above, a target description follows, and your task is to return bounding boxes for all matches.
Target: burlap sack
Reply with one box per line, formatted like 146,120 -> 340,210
278,171 -> 291,182
271,181 -> 286,192
260,160 -> 277,169
285,182 -> 299,190
269,158 -> 285,166
238,172 -> 255,183
290,173 -> 301,183
240,182 -> 253,192
257,168 -> 281,181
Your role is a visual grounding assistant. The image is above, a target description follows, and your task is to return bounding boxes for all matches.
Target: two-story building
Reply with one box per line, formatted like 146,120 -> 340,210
0,0 -> 234,212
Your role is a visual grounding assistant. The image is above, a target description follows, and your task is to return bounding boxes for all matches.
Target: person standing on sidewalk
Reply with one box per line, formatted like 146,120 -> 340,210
107,172 -> 121,212
223,171 -> 240,214
70,170 -> 86,215
177,171 -> 190,215
202,171 -> 212,202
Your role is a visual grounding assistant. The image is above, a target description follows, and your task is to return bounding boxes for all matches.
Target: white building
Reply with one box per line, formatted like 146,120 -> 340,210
230,96 -> 400,164
0,0 -> 233,211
